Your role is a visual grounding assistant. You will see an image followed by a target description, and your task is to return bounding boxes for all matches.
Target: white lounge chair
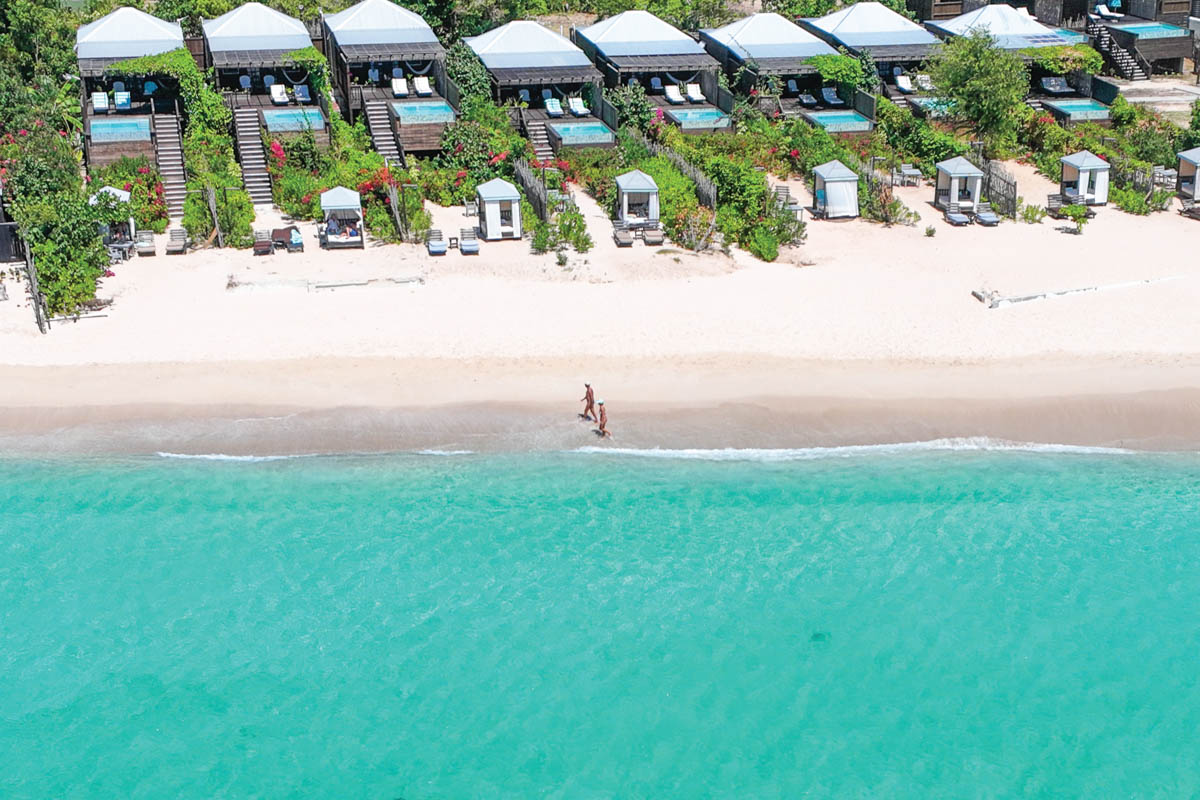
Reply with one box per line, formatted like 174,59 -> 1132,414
269,83 -> 288,105
568,96 -> 589,117
895,75 -> 915,94
685,83 -> 705,103
114,91 -> 131,111
545,97 -> 564,118
294,84 -> 312,104
664,84 -> 685,105
414,76 -> 433,96
92,91 -> 109,113
1095,3 -> 1123,17
391,77 -> 409,98
915,74 -> 934,92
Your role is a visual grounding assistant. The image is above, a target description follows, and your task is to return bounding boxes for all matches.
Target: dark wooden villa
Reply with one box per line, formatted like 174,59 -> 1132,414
75,7 -> 188,216
322,0 -> 450,163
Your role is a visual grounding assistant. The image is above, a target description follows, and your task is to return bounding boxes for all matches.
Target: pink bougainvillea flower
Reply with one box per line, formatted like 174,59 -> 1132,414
123,182 -> 132,191
18,129 -> 28,136
789,149 -> 799,158
58,130 -> 67,137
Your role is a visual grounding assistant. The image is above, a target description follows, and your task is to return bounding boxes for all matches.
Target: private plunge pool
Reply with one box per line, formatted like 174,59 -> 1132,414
261,108 -> 326,132
392,99 -> 456,124
90,118 -> 151,143
1042,97 -> 1111,123
803,110 -> 873,134
664,106 -> 731,132
1111,21 -> 1189,38
547,121 -> 615,150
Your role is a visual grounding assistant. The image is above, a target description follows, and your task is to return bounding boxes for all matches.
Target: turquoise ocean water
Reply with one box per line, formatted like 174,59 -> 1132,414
2,447 -> 1199,798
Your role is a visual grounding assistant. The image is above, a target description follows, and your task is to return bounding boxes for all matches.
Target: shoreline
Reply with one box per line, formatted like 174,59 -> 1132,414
4,355 -> 1200,454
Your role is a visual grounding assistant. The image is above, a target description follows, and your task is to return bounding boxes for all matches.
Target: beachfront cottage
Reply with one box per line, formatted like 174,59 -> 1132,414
812,160 -> 860,219
700,14 -> 836,111
1176,147 -> 1200,199
319,186 -> 366,249
1060,151 -> 1110,206
476,178 -> 523,240
614,170 -> 660,228
801,3 -> 941,81
934,156 -> 984,211
321,0 -> 453,158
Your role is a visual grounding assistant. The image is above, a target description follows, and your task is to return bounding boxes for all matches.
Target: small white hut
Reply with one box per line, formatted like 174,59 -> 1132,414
88,185 -> 135,242
476,177 -> 522,240
812,160 -> 858,219
614,169 -> 659,228
1176,147 -> 1200,199
934,156 -> 984,211
1060,150 -> 1109,206
319,186 -> 365,248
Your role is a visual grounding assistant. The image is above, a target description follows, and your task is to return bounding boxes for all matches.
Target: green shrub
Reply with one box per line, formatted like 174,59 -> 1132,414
605,83 -> 653,132
1018,201 -> 1047,224
745,227 -> 780,262
1062,203 -> 1089,234
445,41 -> 491,102
90,156 -> 170,234
11,192 -> 109,314
925,225 -> 936,237
555,207 -> 592,253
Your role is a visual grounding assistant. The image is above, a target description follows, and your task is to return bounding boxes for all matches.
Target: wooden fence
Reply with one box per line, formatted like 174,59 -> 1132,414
514,158 -> 550,222
967,144 -> 1019,218
628,130 -> 718,209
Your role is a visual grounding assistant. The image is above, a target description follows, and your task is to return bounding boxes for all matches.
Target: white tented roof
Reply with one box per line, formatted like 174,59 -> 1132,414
89,186 -> 132,204
808,2 -> 939,48
320,186 -> 362,210
702,14 -> 836,61
1179,147 -> 1200,167
76,7 -> 183,60
324,0 -> 438,47
936,156 -> 984,178
476,178 -> 520,201
813,160 -> 858,182
203,2 -> 312,53
1061,150 -> 1110,171
615,169 -> 659,192
577,10 -> 706,57
465,21 -> 592,70
929,4 -> 1086,49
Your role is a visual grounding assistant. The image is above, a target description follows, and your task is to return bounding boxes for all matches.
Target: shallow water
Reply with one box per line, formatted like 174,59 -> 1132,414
3,449 -> 1199,798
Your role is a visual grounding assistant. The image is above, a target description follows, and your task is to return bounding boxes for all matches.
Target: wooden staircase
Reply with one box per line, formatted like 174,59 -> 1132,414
153,114 -> 187,218
233,107 -> 273,205
525,119 -> 554,162
1089,19 -> 1148,80
365,100 -> 404,167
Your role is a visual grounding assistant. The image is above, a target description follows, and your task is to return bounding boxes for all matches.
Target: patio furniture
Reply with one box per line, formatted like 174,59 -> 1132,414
271,225 -> 303,252
1094,4 -> 1123,18
448,235 -> 458,250
650,77 -> 664,93
294,84 -> 312,104
460,227 -> 480,255
239,75 -> 252,91
821,87 -> 845,107
786,79 -> 800,96
1046,194 -> 1065,218
798,93 -> 819,108
92,91 -> 109,114
642,226 -> 664,246
392,77 -> 409,97
899,163 -> 923,186
464,199 -> 478,216
973,202 -> 1001,226
264,75 -> 276,89
1180,199 -> 1200,220
665,84 -> 686,105
165,228 -> 190,255
613,223 -> 634,247
685,83 -> 705,103
517,88 -> 531,104
944,202 -> 971,225
426,229 -> 447,255
414,76 -> 433,96
915,74 -> 934,92
114,91 -> 131,111
895,75 -> 915,94
368,67 -> 380,83
144,80 -> 158,96
545,98 -> 564,118
135,230 -> 155,257
269,84 -> 289,105
253,229 -> 274,256
1040,77 -> 1073,96
568,97 -> 590,117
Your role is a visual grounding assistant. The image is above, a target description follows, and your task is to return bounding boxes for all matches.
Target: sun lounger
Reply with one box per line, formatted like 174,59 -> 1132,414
165,228 -> 190,255
1040,77 -> 1073,96
426,229 -> 447,255
685,83 -> 705,103
272,225 -> 302,252
1095,3 -> 1123,18
1180,199 -> 1200,219
821,87 -> 845,107
253,229 -> 274,256
895,75 -> 915,94
545,97 -> 564,118
798,93 -> 819,108
294,84 -> 312,104
114,91 -> 131,111
414,76 -> 433,97
642,226 -> 664,246
613,224 -> 634,247
1046,193 -> 1066,218
92,91 -> 109,114
973,202 -> 1000,226
269,83 -> 289,105
915,74 -> 934,92
568,97 -> 590,117
391,77 -> 408,97
664,84 -> 686,105
460,228 -> 480,255
944,202 -> 971,226
135,230 -> 155,257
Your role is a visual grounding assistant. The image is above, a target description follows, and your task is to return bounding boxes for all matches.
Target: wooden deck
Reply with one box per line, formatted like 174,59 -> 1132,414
85,111 -> 156,168
226,92 -> 319,110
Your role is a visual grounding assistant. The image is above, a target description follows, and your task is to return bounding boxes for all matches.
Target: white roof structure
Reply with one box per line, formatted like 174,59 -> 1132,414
476,178 -> 520,201
1061,150 -> 1109,170
577,11 -> 707,57
807,3 -> 940,52
465,21 -> 593,71
813,160 -> 858,181
76,8 -> 183,65
89,186 -> 132,204
320,186 -> 362,210
324,0 -> 440,50
1178,147 -> 1200,167
702,14 -> 836,68
615,170 -> 658,192
203,2 -> 311,54
936,156 -> 984,178
928,4 -> 1087,49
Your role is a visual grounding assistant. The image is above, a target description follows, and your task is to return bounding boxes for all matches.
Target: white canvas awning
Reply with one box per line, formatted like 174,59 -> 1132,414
76,7 -> 183,61
89,186 -> 132,204
936,156 -> 984,178
808,2 -> 940,49
476,178 -> 520,202
1061,150 -> 1109,171
465,22 -> 593,71
928,4 -> 1086,49
615,170 -> 658,192
701,14 -> 835,66
577,11 -> 707,57
203,2 -> 311,54
320,186 -> 362,211
324,0 -> 440,48
1178,147 -> 1200,168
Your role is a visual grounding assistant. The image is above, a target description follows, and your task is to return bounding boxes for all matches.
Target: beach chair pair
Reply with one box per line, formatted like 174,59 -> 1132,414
426,229 -> 447,255
944,202 -> 972,226
821,87 -> 845,107
165,228 -> 191,255
135,230 -> 156,257
459,228 -> 480,255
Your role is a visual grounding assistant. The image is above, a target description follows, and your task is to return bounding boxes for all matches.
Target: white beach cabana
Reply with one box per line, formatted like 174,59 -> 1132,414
476,178 -> 522,240
804,3 -> 940,64
76,7 -> 184,68
927,5 -> 1087,50
614,170 -> 660,227
319,186 -> 365,248
203,3 -> 312,67
701,14 -> 836,78
812,160 -> 859,219
88,186 -> 135,240
1176,147 -> 1200,198
934,156 -> 984,210
323,0 -> 441,53
1060,150 -> 1110,206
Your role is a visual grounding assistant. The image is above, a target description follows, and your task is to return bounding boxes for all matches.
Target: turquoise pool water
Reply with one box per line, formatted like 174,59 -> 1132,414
261,108 -> 325,132
5,448 -> 1200,797
392,99 -> 456,124
908,96 -> 952,118
1114,21 -> 1189,38
1044,98 -> 1111,121
806,110 -> 873,133
666,107 -> 732,130
549,121 -> 615,145
90,118 -> 151,143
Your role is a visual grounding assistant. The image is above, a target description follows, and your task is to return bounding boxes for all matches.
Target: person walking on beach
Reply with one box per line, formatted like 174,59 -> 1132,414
580,383 -> 596,421
597,399 -> 612,438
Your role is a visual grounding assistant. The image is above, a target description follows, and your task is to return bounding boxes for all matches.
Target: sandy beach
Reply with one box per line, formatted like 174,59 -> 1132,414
3,161 -> 1200,453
